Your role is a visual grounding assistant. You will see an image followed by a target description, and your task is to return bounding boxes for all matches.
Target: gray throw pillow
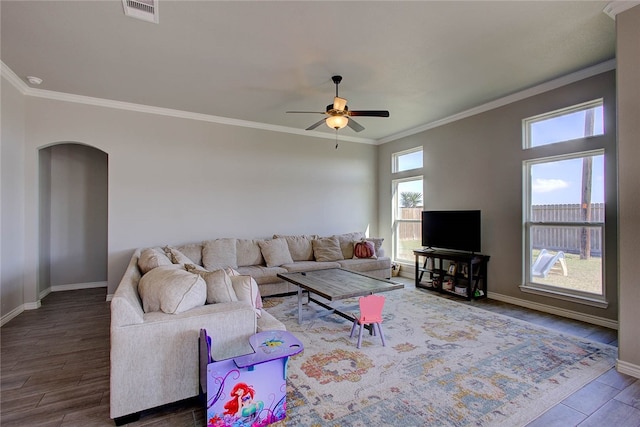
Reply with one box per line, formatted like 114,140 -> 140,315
258,238 -> 294,267
202,238 -> 237,270
312,236 -> 344,262
138,266 -> 206,314
187,266 -> 238,304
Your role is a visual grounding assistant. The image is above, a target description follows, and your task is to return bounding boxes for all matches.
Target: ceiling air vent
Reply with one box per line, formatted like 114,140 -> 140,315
122,0 -> 159,24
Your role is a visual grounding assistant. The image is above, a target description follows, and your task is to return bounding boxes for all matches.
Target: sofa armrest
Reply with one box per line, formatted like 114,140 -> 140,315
111,250 -> 144,326
110,300 -> 257,419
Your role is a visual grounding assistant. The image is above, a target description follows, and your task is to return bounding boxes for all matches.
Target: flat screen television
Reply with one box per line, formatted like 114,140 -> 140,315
421,210 -> 481,253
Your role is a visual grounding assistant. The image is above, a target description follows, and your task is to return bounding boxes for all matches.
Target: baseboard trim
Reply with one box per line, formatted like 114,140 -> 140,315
39,287 -> 52,301
488,291 -> 618,330
51,281 -> 108,292
1,305 -> 25,327
616,359 -> 640,379
399,271 -> 618,329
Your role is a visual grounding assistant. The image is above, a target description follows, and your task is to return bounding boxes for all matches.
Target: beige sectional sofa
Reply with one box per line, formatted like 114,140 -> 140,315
110,232 -> 389,423
183,232 -> 391,296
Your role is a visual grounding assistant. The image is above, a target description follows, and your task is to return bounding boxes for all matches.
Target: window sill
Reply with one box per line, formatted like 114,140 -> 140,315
519,284 -> 608,309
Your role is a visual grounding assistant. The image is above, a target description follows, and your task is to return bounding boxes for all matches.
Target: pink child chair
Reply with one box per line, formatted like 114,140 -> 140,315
349,294 -> 386,349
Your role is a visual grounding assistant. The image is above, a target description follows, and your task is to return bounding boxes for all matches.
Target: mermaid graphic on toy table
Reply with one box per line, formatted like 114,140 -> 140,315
223,382 -> 264,424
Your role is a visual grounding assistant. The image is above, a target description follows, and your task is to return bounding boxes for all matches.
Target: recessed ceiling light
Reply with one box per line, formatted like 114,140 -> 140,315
26,76 -> 43,85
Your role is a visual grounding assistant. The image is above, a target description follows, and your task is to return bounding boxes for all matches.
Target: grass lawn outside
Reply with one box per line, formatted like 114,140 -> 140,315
532,249 -> 602,294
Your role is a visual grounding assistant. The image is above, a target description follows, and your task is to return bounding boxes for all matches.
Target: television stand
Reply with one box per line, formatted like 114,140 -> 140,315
413,249 -> 490,300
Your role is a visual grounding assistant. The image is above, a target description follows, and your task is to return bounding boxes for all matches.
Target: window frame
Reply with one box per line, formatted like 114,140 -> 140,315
392,147 -> 423,173
522,150 -> 607,308
523,98 -> 604,149
392,175 -> 423,264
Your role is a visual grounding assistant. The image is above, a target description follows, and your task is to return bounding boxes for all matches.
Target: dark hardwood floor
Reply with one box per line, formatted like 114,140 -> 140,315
1,282 -> 638,426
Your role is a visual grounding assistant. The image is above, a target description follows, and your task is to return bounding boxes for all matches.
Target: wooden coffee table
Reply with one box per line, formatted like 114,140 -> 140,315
277,268 -> 404,324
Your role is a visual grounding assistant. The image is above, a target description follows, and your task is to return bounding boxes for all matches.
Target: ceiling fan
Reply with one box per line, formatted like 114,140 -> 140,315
287,75 -> 390,133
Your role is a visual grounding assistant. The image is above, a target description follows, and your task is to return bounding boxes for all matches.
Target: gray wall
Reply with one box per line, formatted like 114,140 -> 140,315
1,77 -> 26,316
18,98 -> 378,296
616,5 -> 640,372
378,71 -> 618,322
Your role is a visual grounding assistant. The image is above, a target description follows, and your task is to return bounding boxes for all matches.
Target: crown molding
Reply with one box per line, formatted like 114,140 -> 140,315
0,61 -> 376,145
1,62 -> 30,94
378,59 -> 617,145
603,1 -> 640,19
2,59 -> 616,146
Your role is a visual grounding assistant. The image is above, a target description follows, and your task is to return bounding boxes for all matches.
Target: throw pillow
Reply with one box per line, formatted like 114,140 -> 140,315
175,243 -> 203,266
138,248 -> 173,274
353,240 -> 377,259
189,267 -> 238,304
230,275 -> 262,317
258,238 -> 294,267
236,239 -> 265,267
184,263 -> 209,274
367,237 -> 384,254
164,246 -> 194,265
312,236 -> 344,262
273,234 -> 316,261
335,232 -> 365,259
138,266 -> 206,314
202,238 -> 237,270
225,267 -> 241,277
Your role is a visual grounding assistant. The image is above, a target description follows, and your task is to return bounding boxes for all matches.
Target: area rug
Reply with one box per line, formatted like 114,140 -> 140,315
263,284 -> 617,426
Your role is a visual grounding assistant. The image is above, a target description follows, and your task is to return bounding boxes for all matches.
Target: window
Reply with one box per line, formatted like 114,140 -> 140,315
392,177 -> 423,263
522,101 -> 606,306
524,99 -> 604,148
393,148 -> 423,173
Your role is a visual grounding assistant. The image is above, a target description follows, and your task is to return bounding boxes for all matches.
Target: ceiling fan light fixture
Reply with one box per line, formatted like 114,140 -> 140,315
333,96 -> 347,111
326,115 -> 348,130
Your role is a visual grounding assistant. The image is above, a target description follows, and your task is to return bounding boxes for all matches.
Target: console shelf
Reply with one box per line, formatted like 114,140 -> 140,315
413,249 -> 490,300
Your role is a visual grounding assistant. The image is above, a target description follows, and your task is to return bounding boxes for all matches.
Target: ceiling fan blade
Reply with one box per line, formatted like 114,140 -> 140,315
306,119 -> 326,131
348,110 -> 390,117
347,118 -> 365,132
286,111 -> 326,114
333,96 -> 347,111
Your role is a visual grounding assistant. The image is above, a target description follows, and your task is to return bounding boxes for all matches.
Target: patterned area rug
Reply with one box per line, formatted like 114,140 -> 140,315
263,284 -> 617,426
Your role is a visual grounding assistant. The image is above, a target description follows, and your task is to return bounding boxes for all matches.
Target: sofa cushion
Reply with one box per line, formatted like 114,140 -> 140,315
338,257 -> 392,273
185,265 -> 238,304
281,260 -> 341,273
230,275 -> 262,317
236,265 -> 287,285
312,236 -> 344,262
138,266 -> 206,314
236,239 -> 265,267
202,238 -> 237,270
258,238 -> 294,267
175,243 -> 203,266
334,231 -> 365,259
273,234 -> 316,261
138,248 -> 173,274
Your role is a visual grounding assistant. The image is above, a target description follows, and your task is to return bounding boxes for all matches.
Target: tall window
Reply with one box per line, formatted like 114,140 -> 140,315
391,148 -> 423,263
523,100 -> 606,306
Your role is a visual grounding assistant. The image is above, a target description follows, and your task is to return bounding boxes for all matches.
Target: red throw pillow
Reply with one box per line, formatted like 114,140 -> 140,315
353,240 -> 376,259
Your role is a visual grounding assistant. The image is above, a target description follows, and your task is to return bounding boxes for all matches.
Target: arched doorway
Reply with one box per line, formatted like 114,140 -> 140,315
38,143 -> 108,294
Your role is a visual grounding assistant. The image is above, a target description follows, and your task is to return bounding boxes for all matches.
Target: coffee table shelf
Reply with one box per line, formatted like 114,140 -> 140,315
277,268 -> 404,324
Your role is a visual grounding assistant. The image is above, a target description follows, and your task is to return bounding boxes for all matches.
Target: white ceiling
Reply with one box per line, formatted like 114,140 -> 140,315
1,1 -> 617,143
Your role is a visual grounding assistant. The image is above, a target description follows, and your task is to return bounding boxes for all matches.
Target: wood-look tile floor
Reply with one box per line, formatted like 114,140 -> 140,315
1,283 -> 639,426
